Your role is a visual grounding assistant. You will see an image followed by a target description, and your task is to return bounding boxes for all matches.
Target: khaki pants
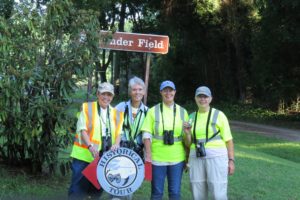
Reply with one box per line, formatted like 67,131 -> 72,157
189,154 -> 228,200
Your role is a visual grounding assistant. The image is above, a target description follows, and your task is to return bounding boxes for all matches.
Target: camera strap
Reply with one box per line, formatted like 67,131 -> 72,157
205,107 -> 213,142
192,107 -> 213,146
97,103 -> 112,140
160,103 -> 176,132
123,103 -> 145,142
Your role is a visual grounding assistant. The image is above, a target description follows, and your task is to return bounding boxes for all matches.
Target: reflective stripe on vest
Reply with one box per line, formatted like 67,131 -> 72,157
196,108 -> 221,143
123,109 -> 146,141
71,102 -> 123,163
72,103 -> 123,150
115,109 -> 123,141
153,104 -> 185,142
73,102 -> 100,150
88,101 -> 93,130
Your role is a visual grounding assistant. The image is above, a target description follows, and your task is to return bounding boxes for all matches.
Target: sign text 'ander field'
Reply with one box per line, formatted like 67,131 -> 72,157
99,31 -> 169,54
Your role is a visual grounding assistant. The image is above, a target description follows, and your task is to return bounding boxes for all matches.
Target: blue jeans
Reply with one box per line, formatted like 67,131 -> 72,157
68,159 -> 103,200
151,161 -> 185,200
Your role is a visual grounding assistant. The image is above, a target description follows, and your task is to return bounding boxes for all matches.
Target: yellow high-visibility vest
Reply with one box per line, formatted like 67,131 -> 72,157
141,103 -> 188,162
70,102 -> 123,163
189,108 -> 232,150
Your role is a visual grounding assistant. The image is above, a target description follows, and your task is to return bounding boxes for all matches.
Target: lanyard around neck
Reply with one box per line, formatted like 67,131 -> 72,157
192,107 -> 212,145
160,103 -> 176,131
97,103 -> 111,137
124,103 -> 144,140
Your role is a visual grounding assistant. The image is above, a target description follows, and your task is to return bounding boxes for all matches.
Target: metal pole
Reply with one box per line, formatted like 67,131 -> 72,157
111,51 -> 116,84
144,53 -> 151,105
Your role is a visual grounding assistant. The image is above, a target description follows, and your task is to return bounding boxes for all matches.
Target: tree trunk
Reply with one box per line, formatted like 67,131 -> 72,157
223,0 -> 246,101
114,1 -> 126,94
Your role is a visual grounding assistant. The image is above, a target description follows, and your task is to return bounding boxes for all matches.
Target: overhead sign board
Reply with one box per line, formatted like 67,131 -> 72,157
99,31 -> 169,54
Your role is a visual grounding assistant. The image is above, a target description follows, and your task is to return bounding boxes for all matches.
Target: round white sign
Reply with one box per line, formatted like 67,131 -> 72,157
97,147 -> 144,196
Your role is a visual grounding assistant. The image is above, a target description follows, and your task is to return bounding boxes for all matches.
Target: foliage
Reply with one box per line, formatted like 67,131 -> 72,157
0,0 -> 14,19
63,0 -> 300,113
218,102 -> 300,129
0,0 -> 299,176
132,0 -> 299,111
251,0 -> 300,109
142,0 -> 255,105
0,0 -> 101,173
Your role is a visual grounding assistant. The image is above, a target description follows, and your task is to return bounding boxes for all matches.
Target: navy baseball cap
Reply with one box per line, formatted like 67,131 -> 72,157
160,80 -> 176,91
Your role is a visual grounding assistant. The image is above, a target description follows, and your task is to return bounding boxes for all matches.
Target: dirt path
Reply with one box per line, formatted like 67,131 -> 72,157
230,120 -> 300,141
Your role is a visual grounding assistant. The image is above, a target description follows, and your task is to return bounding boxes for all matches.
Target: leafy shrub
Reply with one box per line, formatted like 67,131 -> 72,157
0,1 -> 101,174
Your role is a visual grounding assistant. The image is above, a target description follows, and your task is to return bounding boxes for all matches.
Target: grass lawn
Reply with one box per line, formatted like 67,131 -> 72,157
0,130 -> 299,200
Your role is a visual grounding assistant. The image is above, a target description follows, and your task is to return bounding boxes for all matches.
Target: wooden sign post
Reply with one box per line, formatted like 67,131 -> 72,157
99,31 -> 169,104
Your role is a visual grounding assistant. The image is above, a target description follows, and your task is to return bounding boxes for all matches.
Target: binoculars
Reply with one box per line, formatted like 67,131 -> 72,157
101,136 -> 112,152
120,140 -> 144,159
133,144 -> 144,159
196,141 -> 206,157
163,130 -> 174,145
120,140 -> 134,148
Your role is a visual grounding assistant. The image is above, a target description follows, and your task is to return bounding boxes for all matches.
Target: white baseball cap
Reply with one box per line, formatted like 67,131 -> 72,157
98,82 -> 114,95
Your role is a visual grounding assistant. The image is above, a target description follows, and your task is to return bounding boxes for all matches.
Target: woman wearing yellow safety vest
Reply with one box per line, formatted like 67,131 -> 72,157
68,82 -> 123,199
183,86 -> 235,200
141,80 -> 189,200
114,76 -> 148,200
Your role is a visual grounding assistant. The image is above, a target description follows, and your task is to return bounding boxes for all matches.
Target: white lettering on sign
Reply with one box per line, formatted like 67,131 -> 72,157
109,187 -> 133,196
97,148 -> 145,196
109,37 -> 134,47
99,31 -> 169,54
137,39 -> 164,49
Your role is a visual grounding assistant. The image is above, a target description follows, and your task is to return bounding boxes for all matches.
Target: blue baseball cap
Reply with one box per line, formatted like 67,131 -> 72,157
160,80 -> 176,91
195,86 -> 212,97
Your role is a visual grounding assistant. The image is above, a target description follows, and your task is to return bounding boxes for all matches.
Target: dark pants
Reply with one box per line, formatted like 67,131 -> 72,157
151,161 -> 185,200
68,159 -> 103,200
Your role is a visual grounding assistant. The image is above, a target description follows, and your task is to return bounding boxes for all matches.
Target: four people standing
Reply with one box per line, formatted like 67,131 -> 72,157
69,79 -> 235,200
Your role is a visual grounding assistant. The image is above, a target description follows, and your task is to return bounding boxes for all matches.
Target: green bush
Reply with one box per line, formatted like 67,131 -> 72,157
217,102 -> 300,128
0,1 -> 101,174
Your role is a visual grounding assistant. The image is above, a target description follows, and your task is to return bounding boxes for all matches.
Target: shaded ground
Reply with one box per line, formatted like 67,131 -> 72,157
230,120 -> 300,141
